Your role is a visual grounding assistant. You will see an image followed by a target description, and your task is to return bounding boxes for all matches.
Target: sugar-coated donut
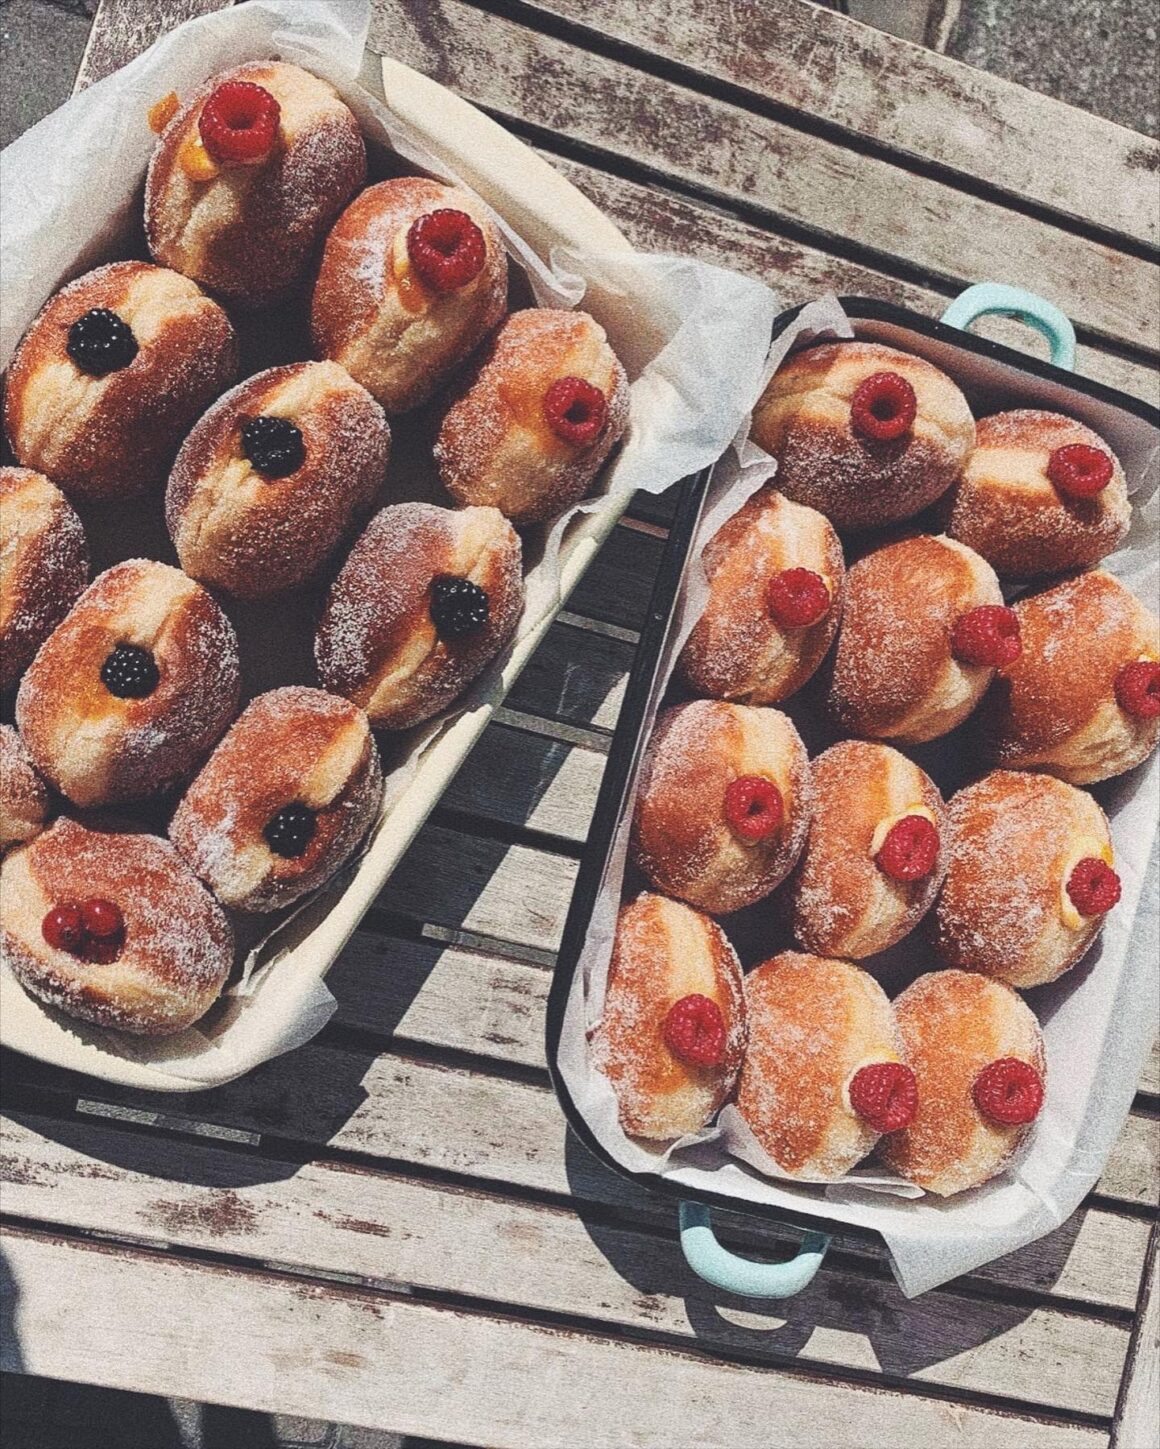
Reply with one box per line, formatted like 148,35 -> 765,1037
0,726 -> 50,854
436,309 -> 630,526
944,410 -> 1130,580
735,953 -> 914,1181
166,361 -> 390,599
311,177 -> 507,414
677,487 -> 845,705
170,687 -> 382,913
879,971 -> 1046,1196
0,467 -> 88,691
783,741 -> 946,959
16,560 -> 240,808
630,699 -> 813,915
981,570 -> 1160,784
829,533 -> 1011,744
752,340 -> 975,531
932,770 -> 1117,988
0,816 -> 233,1035
4,263 -> 237,501
315,502 -> 524,731
590,893 -> 746,1140
146,62 -> 366,308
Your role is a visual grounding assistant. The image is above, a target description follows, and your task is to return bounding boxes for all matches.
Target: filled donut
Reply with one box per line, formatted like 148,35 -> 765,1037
0,726 -> 50,854
3,263 -> 237,501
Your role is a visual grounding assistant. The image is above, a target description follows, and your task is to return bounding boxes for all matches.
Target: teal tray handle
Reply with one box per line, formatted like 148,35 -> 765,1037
941,283 -> 1076,371
679,1201 -> 830,1298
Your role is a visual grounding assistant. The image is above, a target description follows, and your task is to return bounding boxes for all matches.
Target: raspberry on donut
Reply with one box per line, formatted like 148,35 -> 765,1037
198,80 -> 281,166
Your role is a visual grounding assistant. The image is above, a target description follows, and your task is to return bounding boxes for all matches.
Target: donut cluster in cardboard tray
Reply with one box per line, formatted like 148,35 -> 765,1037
0,62 -> 630,1038
596,338 -> 1158,1198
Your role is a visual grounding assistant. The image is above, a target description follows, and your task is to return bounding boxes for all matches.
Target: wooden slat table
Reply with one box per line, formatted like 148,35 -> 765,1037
3,2 -> 1158,1445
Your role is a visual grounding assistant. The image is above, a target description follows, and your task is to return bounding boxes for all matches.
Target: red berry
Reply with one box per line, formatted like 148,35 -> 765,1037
1066,857 -> 1121,917
723,775 -> 784,842
850,371 -> 917,441
766,568 -> 831,628
875,814 -> 940,882
42,903 -> 86,955
662,993 -> 727,1068
951,605 -> 1022,668
406,209 -> 486,293
1046,443 -> 1113,498
848,1062 -> 917,1133
198,81 -> 281,166
81,897 -> 125,941
543,376 -> 608,446
1115,660 -> 1160,720
972,1058 -> 1044,1126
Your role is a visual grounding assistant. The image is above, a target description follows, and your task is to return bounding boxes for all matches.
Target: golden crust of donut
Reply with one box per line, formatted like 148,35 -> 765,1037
590,893 -> 746,1140
752,341 -> 975,531
784,741 -> 946,959
879,970 -> 1045,1196
311,177 -> 507,414
828,533 -> 1003,743
943,410 -> 1130,581
436,308 -> 630,526
735,952 -> 905,1181
677,487 -> 845,704
0,467 -> 88,691
630,699 -> 813,915
16,560 -> 241,808
980,570 -> 1160,784
170,687 -> 383,913
0,816 -> 233,1035
146,62 -> 366,308
931,770 -> 1112,988
0,725 -> 50,854
315,502 -> 525,731
3,263 -> 237,501
166,361 -> 390,599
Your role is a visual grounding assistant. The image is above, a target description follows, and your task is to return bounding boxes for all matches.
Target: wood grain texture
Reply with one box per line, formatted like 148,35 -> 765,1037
75,0 -> 230,90
1113,1231 -> 1160,1448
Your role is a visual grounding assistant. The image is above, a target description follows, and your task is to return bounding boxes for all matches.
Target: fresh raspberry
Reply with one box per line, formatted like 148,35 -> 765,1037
723,775 -> 784,842
1066,857 -> 1122,917
543,376 -> 608,446
1115,660 -> 1160,720
1046,443 -> 1113,498
406,209 -> 486,292
875,814 -> 940,882
950,605 -> 1022,668
850,371 -> 917,441
198,81 -> 281,166
662,994 -> 727,1068
42,904 -> 86,955
849,1062 -> 917,1132
766,568 -> 831,628
972,1058 -> 1044,1126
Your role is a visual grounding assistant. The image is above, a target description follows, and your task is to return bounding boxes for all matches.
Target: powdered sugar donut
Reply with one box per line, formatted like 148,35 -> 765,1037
0,816 -> 233,1035
311,177 -> 507,414
630,700 -> 813,915
436,309 -> 630,526
16,560 -> 240,808
0,726 -> 50,854
590,893 -> 746,1141
677,487 -> 845,705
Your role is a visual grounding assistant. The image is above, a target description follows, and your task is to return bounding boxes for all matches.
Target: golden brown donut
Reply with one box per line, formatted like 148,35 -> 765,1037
0,466 -> 88,691
630,699 -> 813,915
784,741 -> 946,959
315,502 -> 524,731
436,308 -> 630,526
0,816 -> 233,1036
590,893 -> 747,1140
980,570 -> 1160,785
752,340 -> 975,531
170,687 -> 383,913
676,487 -> 845,705
0,725 -> 50,854
4,263 -> 237,501
879,971 -> 1046,1197
166,361 -> 390,599
311,176 -> 507,414
146,62 -> 366,308
16,560 -> 240,808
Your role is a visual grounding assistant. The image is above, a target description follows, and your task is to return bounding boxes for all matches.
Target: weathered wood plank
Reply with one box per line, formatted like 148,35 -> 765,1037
1143,1038 -> 1160,1098
1097,1113 -> 1160,1208
76,0 -> 229,91
444,722 -> 605,841
506,617 -> 634,732
1113,1230 -> 1160,1448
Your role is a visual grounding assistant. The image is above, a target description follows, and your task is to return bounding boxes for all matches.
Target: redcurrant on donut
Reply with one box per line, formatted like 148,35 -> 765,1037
198,81 -> 281,166
875,814 -> 940,882
1115,660 -> 1160,720
662,993 -> 727,1068
1066,857 -> 1122,917
950,605 -> 1022,668
848,1061 -> 917,1133
972,1058 -> 1044,1126
1046,443 -> 1113,498
42,903 -> 86,955
766,568 -> 830,628
850,371 -> 917,442
723,775 -> 784,842
543,376 -> 608,446
406,209 -> 486,292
